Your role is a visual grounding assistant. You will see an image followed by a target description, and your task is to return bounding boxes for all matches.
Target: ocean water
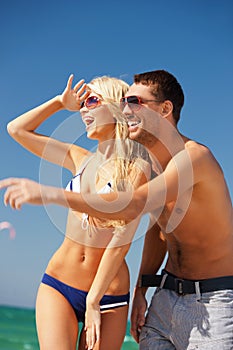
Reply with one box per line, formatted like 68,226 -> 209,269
0,305 -> 138,350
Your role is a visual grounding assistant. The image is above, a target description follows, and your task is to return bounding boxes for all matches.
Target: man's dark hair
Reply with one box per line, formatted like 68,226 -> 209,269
134,70 -> 184,123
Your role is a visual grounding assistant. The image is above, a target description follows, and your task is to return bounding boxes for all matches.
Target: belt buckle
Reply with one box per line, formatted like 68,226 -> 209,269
175,278 -> 184,295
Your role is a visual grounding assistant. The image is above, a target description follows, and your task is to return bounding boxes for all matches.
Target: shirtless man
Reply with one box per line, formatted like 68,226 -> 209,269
1,70 -> 233,349
123,71 -> 233,349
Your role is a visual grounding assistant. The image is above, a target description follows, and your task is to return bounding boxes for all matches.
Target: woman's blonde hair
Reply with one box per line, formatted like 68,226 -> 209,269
87,76 -> 149,232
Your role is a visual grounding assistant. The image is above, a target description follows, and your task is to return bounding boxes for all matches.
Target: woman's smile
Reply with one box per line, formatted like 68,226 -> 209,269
82,115 -> 95,129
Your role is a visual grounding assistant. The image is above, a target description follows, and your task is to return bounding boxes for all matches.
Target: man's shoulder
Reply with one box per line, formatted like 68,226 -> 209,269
184,140 -> 215,163
184,140 -> 223,181
185,139 -> 208,152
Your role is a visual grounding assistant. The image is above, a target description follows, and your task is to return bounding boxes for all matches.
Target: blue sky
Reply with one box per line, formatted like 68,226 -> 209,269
0,0 -> 232,309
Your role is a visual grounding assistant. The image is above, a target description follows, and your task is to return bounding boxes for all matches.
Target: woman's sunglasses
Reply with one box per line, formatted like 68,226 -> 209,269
80,96 -> 102,110
120,95 -> 162,111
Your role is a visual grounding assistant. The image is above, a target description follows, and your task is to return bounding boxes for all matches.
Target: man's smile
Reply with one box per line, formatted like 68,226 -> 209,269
126,115 -> 142,132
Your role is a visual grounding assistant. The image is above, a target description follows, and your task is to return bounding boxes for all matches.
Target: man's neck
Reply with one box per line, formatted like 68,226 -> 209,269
148,143 -> 172,174
147,129 -> 188,173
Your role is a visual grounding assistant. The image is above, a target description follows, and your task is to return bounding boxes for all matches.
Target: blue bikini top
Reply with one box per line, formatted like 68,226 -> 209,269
65,155 -> 113,231
66,155 -> 113,194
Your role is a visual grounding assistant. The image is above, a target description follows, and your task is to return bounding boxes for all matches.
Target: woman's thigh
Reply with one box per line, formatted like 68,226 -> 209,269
94,306 -> 129,350
36,283 -> 79,350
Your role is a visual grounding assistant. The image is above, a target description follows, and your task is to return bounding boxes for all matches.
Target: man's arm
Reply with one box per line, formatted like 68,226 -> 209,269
136,217 -> 167,286
130,218 -> 167,342
1,144 -> 205,219
0,150 -> 188,214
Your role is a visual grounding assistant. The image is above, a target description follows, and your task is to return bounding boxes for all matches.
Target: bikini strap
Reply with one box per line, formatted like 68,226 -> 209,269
76,153 -> 95,176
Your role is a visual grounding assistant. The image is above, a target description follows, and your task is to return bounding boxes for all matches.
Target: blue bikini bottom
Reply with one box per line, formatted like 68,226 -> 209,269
41,273 -> 130,323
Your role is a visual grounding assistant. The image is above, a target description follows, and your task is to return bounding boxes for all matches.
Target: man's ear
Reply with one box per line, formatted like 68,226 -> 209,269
161,100 -> 173,117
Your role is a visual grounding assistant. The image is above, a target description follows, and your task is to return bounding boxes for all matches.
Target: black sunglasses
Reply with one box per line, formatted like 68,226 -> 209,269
120,95 -> 162,111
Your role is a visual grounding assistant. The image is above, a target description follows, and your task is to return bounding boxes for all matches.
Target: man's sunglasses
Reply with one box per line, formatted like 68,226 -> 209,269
80,96 -> 102,110
120,96 -> 162,111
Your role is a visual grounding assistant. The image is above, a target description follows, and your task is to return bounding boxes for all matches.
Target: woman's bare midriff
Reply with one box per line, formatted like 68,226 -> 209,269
45,236 -> 130,295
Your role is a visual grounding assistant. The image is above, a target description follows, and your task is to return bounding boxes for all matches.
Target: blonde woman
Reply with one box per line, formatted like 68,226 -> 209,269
6,74 -> 150,350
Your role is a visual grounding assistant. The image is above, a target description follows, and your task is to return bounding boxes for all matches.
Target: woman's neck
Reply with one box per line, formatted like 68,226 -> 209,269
96,140 -> 115,161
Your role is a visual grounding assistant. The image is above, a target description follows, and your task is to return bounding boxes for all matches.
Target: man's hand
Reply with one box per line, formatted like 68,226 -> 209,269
0,177 -> 55,209
130,288 -> 147,343
85,303 -> 101,350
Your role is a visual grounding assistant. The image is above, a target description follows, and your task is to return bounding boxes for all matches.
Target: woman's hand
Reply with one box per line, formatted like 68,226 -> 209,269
85,303 -> 101,350
0,177 -> 57,209
60,74 -> 90,111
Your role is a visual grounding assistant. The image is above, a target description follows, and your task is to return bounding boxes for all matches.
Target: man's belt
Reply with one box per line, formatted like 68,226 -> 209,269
140,273 -> 233,295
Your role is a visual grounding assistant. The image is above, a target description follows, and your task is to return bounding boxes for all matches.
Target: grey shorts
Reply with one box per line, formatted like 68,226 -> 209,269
139,288 -> 233,350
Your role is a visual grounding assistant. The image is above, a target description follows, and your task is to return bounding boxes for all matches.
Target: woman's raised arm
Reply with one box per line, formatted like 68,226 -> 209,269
7,75 -> 90,173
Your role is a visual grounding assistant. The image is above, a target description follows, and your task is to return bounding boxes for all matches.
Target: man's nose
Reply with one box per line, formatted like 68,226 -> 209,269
122,103 -> 134,115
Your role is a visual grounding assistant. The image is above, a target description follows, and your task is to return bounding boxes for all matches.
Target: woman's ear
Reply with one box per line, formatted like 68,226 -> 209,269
161,100 -> 173,117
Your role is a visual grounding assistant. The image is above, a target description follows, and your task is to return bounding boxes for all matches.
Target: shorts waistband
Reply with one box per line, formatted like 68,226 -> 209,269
140,270 -> 233,295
